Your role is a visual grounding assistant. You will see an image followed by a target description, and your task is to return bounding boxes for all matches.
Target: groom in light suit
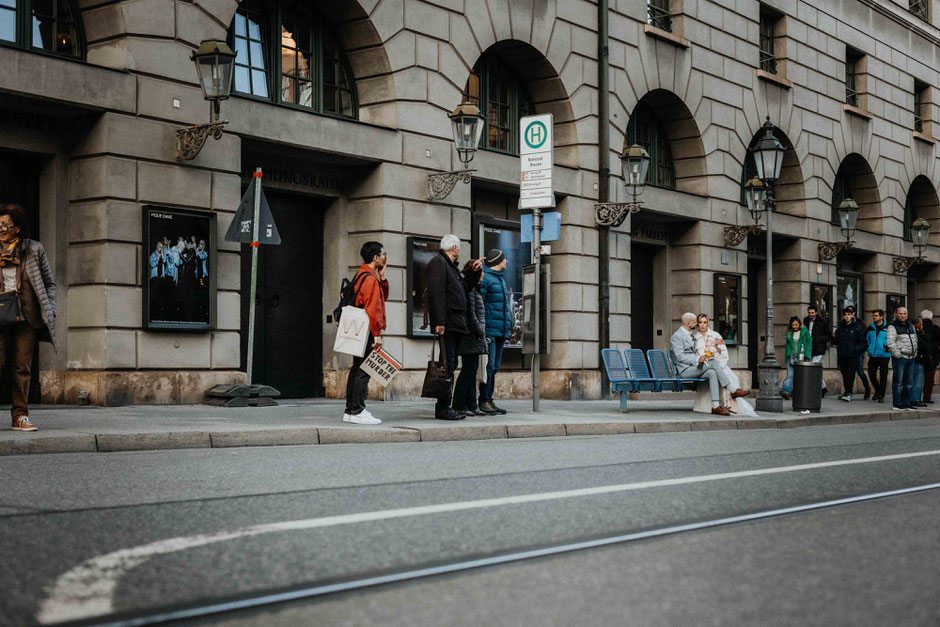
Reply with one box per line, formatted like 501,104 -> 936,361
671,312 -> 750,415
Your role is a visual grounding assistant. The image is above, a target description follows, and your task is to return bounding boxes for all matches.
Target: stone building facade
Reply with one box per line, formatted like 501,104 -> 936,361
0,0 -> 938,404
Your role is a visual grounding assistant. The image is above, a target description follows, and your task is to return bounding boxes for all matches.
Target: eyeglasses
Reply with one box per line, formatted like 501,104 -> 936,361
0,224 -> 15,232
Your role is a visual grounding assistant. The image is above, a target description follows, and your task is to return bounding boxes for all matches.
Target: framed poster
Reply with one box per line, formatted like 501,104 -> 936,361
713,274 -> 741,345
475,216 -> 530,348
887,293 -> 906,323
810,283 -> 834,327
406,236 -> 440,338
837,273 -> 863,325
142,206 -> 216,331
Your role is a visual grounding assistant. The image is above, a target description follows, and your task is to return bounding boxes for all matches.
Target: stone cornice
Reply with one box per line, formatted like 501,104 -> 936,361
853,0 -> 940,49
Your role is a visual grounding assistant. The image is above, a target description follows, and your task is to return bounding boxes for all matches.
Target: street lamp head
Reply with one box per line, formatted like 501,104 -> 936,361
448,101 -> 485,166
752,116 -> 786,183
838,197 -> 859,239
621,144 -> 651,199
192,39 -> 235,104
911,217 -> 930,253
743,176 -> 767,220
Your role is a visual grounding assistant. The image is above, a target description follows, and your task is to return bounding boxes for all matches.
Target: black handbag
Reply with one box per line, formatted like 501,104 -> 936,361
0,290 -> 23,328
421,336 -> 453,400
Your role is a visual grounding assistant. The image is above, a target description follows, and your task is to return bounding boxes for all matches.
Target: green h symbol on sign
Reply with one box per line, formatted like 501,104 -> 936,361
525,121 -> 547,149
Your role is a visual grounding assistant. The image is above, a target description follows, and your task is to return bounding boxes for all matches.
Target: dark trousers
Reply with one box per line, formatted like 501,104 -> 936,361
855,353 -> 870,393
479,336 -> 506,403
924,367 -> 936,401
344,334 -> 373,415
435,332 -> 461,415
892,357 -> 914,408
0,323 -> 37,418
868,357 -> 889,399
453,354 -> 479,410
838,356 -> 858,396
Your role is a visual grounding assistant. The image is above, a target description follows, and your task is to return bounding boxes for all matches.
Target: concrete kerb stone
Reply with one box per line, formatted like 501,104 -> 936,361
210,429 -> 321,448
564,423 -> 636,436
318,427 -> 421,444
691,419 -> 738,431
508,424 -> 567,438
417,425 -> 509,441
634,421 -> 693,433
0,435 -> 97,455
96,432 -> 211,452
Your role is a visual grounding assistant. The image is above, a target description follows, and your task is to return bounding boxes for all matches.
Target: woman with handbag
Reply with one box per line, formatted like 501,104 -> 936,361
0,204 -> 55,432
452,261 -> 488,416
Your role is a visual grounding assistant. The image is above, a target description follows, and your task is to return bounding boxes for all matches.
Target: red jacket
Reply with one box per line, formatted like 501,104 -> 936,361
354,263 -> 389,337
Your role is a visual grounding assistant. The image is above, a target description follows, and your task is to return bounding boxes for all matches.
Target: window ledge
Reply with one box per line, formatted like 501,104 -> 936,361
756,69 -> 792,89
843,104 -> 872,120
644,24 -> 690,48
914,130 -> 936,145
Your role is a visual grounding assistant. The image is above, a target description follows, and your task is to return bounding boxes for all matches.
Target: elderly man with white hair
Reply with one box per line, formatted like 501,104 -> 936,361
670,312 -> 749,415
426,234 -> 484,420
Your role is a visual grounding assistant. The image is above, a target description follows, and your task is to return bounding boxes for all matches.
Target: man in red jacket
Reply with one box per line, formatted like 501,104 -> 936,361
343,241 -> 389,425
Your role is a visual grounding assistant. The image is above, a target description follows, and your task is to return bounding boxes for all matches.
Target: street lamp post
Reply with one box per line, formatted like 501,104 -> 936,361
594,144 -> 651,226
746,117 -> 786,412
427,102 -> 485,201
892,218 -> 931,273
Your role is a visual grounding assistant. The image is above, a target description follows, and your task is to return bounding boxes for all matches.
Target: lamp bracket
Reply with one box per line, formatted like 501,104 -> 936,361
892,255 -> 928,273
428,169 -> 475,202
818,240 -> 854,261
176,120 -> 227,161
594,201 -> 642,227
723,224 -> 763,247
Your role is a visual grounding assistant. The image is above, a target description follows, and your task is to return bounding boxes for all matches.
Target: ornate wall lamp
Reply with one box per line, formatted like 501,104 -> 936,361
818,198 -> 859,260
724,176 -> 766,246
428,102 -> 485,201
176,40 -> 236,161
594,144 -> 651,227
893,218 -> 930,273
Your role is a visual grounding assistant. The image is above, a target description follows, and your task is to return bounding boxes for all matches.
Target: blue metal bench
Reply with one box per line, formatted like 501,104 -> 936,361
601,349 -> 657,412
666,349 -> 709,389
647,349 -> 684,392
624,349 -> 663,392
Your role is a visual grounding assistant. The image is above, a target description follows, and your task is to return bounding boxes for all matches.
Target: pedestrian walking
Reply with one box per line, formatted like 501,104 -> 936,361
452,260 -> 488,416
886,306 -> 917,411
845,305 -> 871,399
804,305 -> 831,397
426,234 -> 483,420
834,307 -> 867,401
866,309 -> 890,402
342,242 -> 389,425
478,249 -> 512,415
918,310 -> 940,403
0,204 -> 56,432
780,316 -> 812,400
911,317 -> 928,407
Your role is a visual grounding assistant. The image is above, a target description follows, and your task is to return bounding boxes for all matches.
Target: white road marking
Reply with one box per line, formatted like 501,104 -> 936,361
37,448 -> 940,624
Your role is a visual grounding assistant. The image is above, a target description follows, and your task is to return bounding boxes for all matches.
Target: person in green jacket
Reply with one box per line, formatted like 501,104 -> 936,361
781,316 -> 813,400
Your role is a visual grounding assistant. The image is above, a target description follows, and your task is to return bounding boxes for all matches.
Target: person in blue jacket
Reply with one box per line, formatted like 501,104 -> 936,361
866,309 -> 890,402
834,307 -> 867,401
478,249 -> 512,415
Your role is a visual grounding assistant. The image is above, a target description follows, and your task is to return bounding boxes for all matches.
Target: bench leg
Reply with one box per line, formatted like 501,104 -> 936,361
619,390 -> 628,413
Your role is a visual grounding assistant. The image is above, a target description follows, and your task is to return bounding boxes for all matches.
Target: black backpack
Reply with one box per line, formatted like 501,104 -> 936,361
333,272 -> 370,323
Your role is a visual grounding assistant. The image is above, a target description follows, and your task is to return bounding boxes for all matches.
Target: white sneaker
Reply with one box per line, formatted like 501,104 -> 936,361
342,411 -> 381,425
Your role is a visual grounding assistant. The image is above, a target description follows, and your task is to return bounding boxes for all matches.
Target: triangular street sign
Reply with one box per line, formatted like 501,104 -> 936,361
224,180 -> 281,245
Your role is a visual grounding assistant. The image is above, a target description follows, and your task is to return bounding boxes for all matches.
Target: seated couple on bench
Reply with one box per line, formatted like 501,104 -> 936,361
671,312 -> 753,416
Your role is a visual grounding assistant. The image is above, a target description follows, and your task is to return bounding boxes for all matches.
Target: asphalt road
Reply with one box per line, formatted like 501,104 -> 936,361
0,418 -> 938,625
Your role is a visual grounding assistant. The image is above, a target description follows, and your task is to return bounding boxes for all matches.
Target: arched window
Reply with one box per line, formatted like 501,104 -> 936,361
230,0 -> 357,118
626,100 -> 675,189
0,0 -> 83,58
462,54 -> 534,154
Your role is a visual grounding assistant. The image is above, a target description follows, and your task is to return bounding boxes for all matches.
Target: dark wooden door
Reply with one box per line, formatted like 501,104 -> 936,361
0,151 -> 41,404
631,243 -> 656,351
241,193 -> 324,397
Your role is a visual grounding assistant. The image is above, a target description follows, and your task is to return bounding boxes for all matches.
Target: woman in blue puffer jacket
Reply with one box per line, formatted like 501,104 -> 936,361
477,249 -> 513,415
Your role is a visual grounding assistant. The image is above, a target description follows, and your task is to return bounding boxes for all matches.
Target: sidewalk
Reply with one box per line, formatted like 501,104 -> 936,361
1,396 -> 937,457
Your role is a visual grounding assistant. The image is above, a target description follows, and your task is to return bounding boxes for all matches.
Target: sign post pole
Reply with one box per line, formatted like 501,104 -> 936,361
246,167 -> 262,385
519,113 -> 554,414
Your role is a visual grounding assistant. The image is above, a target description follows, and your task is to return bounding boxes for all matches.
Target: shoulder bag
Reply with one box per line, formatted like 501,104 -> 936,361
421,335 -> 453,400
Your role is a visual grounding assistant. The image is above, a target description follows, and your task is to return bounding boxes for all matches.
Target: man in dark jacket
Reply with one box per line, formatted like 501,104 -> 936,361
834,307 -> 866,401
426,234 -> 482,420
478,249 -> 513,415
919,310 -> 940,403
804,305 -> 831,396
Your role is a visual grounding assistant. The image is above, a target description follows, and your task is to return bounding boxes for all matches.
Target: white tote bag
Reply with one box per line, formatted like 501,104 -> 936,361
333,306 -> 371,357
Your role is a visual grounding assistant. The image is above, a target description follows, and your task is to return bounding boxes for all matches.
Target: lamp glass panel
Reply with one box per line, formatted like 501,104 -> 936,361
912,224 -> 929,247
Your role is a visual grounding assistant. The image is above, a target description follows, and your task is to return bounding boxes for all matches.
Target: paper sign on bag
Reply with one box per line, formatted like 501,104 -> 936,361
360,348 -> 403,387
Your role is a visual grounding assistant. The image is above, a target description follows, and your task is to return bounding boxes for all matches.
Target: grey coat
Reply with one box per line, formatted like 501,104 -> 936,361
19,239 -> 56,347
670,326 -> 698,375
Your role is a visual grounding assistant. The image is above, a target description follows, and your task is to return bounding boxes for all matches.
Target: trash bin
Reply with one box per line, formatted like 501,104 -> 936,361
792,361 -> 823,412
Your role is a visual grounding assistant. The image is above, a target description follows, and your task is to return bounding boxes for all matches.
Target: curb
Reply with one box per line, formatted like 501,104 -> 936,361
0,409 -> 937,457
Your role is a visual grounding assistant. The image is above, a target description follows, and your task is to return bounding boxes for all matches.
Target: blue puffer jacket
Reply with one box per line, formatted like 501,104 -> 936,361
866,322 -> 890,358
479,266 -> 513,338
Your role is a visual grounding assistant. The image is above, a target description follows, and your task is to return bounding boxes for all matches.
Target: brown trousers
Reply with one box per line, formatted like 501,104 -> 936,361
0,322 -> 36,418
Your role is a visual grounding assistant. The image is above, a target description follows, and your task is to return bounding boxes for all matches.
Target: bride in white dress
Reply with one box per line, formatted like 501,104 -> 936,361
691,314 -> 757,416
